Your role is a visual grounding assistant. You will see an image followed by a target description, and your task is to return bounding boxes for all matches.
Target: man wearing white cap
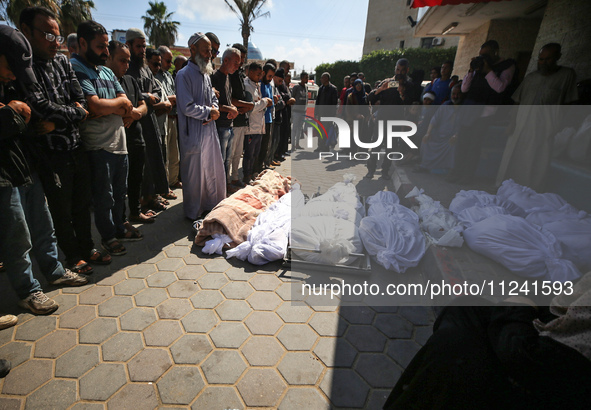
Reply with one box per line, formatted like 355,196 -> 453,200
176,33 -> 225,220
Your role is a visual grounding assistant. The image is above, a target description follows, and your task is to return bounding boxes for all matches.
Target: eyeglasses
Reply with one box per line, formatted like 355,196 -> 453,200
33,27 -> 65,44
212,49 -> 220,57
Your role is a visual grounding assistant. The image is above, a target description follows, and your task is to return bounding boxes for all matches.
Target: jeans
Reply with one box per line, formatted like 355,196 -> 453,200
127,144 -> 146,217
217,126 -> 234,178
266,122 -> 282,165
292,111 -> 305,143
0,174 -> 65,299
255,123 -> 273,173
88,150 -> 128,241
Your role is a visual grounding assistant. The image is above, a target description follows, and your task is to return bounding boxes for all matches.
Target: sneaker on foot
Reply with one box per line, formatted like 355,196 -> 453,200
18,291 -> 59,315
0,314 -> 18,330
50,269 -> 89,287
0,359 -> 10,378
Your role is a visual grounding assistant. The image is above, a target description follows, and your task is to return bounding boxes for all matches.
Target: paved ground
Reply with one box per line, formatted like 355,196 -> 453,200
0,150 -> 436,409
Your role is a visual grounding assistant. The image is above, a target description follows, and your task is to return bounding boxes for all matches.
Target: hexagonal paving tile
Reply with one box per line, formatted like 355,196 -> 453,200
156,257 -> 185,272
145,252 -> 165,264
215,300 -> 252,321
79,318 -> 118,344
386,339 -> 422,368
34,329 -> 76,358
2,359 -> 52,395
247,292 -> 282,311
0,326 -> 13,346
58,305 -> 96,329
313,337 -> 357,368
183,253 -> 208,265
55,345 -> 99,378
276,303 -> 313,323
236,368 -> 286,407
0,342 -> 32,368
95,269 -> 127,286
275,282 -> 306,302
79,286 -> 113,305
190,386 -> 243,410
244,311 -> 283,335
165,246 -> 190,258
134,288 -> 168,307
0,397 -> 22,410
61,283 -> 93,294
224,267 -> 256,281
203,258 -> 231,273
51,293 -> 78,315
181,309 -> 219,333
209,322 -> 249,348
157,366 -> 205,405
201,350 -> 247,384
366,389 -> 392,410
414,326 -> 433,345
305,294 -> 340,312
119,308 -> 157,331
107,384 -> 158,409
98,295 -> 134,317
146,272 -> 177,288
308,312 -> 348,337
167,280 -> 199,298
143,320 -> 183,347
249,274 -> 281,291
277,324 -> 318,351
24,379 -> 77,409
241,336 -> 284,366
15,315 -> 56,341
220,282 -> 254,299
170,334 -> 213,364
127,348 -> 172,382
319,368 -> 370,408
156,298 -> 192,319
399,306 -> 434,326
374,314 -> 414,339
113,278 -> 146,296
175,264 -> 206,280
278,388 -> 330,410
127,263 -> 157,279
79,363 -> 127,401
346,325 -> 387,352
340,305 -> 376,325
277,352 -> 324,385
69,403 -> 104,410
355,353 -> 402,388
101,332 -> 143,362
189,290 -> 224,309
197,273 -> 228,290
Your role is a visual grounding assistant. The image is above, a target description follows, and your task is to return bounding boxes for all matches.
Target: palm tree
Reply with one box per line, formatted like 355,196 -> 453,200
141,1 -> 179,47
59,0 -> 95,35
0,0 -> 60,26
224,0 -> 270,50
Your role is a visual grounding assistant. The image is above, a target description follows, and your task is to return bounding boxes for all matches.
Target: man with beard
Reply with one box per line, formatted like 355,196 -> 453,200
71,20 -> 135,255
175,32 -> 224,220
125,28 -> 171,212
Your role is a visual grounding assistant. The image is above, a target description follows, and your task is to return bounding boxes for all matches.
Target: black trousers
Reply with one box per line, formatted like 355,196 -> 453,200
243,134 -> 262,181
277,117 -> 291,157
255,123 -> 273,173
127,144 -> 146,217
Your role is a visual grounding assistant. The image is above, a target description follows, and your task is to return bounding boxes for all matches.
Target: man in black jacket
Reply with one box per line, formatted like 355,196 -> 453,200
315,72 -> 338,151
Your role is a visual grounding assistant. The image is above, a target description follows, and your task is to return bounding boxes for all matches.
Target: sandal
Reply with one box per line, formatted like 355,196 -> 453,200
129,213 -> 155,224
149,200 -> 167,211
101,239 -> 127,256
163,190 -> 177,200
156,195 -> 170,206
87,249 -> 112,265
117,229 -> 143,242
71,260 -> 94,275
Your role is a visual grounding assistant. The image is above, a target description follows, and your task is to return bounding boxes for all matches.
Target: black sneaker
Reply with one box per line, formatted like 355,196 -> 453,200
0,359 -> 11,378
18,291 -> 59,315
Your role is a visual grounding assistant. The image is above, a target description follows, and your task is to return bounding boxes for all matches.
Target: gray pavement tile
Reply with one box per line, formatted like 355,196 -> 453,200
113,278 -> 146,296
276,283 -> 306,301
355,353 -> 402,388
146,271 -> 177,288
55,345 -> 99,378
366,389 -> 391,410
119,307 -> 157,331
33,329 -> 76,359
305,294 -> 340,312
0,326 -> 13,346
101,332 -> 143,362
339,305 -> 376,325
70,403 -> 105,410
127,348 -> 172,382
2,359 -> 52,395
236,368 -> 286,407
78,286 -> 113,305
170,334 -> 213,365
156,298 -> 192,319
276,302 -> 314,323
183,253 -> 209,266
61,283 -> 93,294
143,320 -> 183,347
319,368 -> 370,408
220,282 -> 254,300
414,325 -> 433,346
314,337 -> 357,368
79,363 -> 127,401
189,290 -> 224,309
209,322 -> 249,348
247,291 -> 282,311
24,379 -> 77,410
277,352 -> 324,385
165,246 -> 191,258
167,280 -> 199,298
14,315 -> 56,341
181,309 -> 219,333
95,270 -> 127,287
157,366 -> 205,405
107,384 -> 158,410
215,300 -> 252,321
191,386 -> 243,410
374,314 -> 414,339
51,293 -> 79,315
398,306 -> 434,326
346,325 -> 388,352
98,295 -> 134,317
244,311 -> 283,335
224,267 -> 256,281
0,398 -> 22,410
371,305 -> 399,314
175,264 -> 207,281
59,305 -> 96,329
278,388 -> 330,410
203,259 -> 232,273
241,336 -> 285,366
308,312 -> 348,337
197,273 -> 229,290
156,258 -> 185,272
174,237 -> 193,247
144,252 -> 166,264
200,350 -> 247,384
79,318 -> 118,344
134,288 -> 169,307
277,324 -> 318,351
249,274 -> 282,291
387,339 -> 422,368
127,263 -> 157,279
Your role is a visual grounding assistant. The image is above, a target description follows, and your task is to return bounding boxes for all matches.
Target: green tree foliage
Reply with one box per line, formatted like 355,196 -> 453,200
142,1 -> 179,47
224,0 -> 270,50
1,0 -> 60,25
315,60 -> 360,89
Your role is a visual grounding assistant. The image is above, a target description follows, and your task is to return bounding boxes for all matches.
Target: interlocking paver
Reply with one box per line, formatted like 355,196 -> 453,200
346,325 -> 388,352
398,306 -> 434,326
241,336 -> 284,366
175,264 -> 207,280
0,326 -> 13,346
340,305 -> 376,324
249,274 -> 281,291
2,359 -> 52,395
101,332 -> 143,362
244,311 -> 283,335
61,283 -> 93,294
107,384 -> 158,410
170,334 -> 212,364
59,305 -> 96,329
224,267 -> 256,281
143,320 -> 183,347
209,322 -> 249,348
374,314 -> 414,339
197,273 -> 229,290
145,252 -> 166,264
386,339 -> 422,368
95,270 -> 127,286
127,348 -> 172,382
24,379 -> 77,410
278,388 -> 330,410
305,294 -> 340,312
220,281 -> 254,299
371,305 -> 399,314
51,293 -> 78,315
79,286 -> 113,305
157,298 -> 192,319
146,271 -> 177,288
189,289 -> 224,309
277,324 -> 318,351
165,246 -> 190,258
127,263 -> 157,279
319,368 -> 370,408
33,329 -> 76,358
113,278 -> 146,296
98,295 -> 134,317
366,389 -> 391,410
183,253 -> 209,265
0,398 -> 22,410
119,307 -> 157,331
314,337 -> 357,368
203,258 -> 231,273
236,368 -> 286,407
181,309 -> 219,333
79,363 -> 127,401
79,318 -> 118,344
15,315 -> 56,341
215,300 -> 252,321
276,302 -> 313,323
201,350 -> 247,384
355,353 -> 402,388
70,403 -> 105,410
414,326 -> 432,345
309,312 -> 348,337
277,352 -> 324,385
157,366 -> 205,405
134,288 -> 168,307
276,282 -> 306,301
247,291 -> 282,311
167,280 -> 199,298
55,345 -> 99,378
156,257 -> 185,272
191,386 -> 243,410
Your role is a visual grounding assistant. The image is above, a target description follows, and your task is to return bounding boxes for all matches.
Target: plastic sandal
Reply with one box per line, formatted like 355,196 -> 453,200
87,249 -> 112,265
101,239 -> 127,256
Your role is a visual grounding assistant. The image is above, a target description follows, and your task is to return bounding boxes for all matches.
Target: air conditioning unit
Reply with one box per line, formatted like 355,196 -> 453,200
432,38 -> 445,46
